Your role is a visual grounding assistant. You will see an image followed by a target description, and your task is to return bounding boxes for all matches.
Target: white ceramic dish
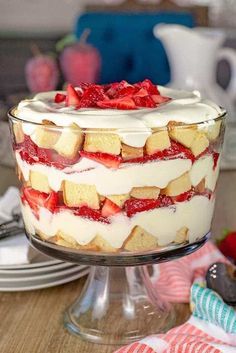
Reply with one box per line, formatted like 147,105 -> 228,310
0,261 -> 74,276
0,268 -> 89,291
0,265 -> 87,282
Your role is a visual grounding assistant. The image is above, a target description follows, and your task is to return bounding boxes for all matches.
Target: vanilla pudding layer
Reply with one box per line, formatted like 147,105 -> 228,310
22,195 -> 214,249
16,152 -> 219,195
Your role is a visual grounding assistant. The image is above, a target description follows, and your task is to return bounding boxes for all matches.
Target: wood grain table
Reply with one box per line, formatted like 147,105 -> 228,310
0,166 -> 235,353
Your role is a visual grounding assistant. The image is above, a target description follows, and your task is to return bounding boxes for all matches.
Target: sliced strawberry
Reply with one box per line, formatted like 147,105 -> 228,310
80,151 -> 122,169
172,189 -> 195,203
80,85 -> 108,108
54,93 -> 66,103
133,95 -> 156,108
101,199 -> 121,217
213,152 -> 220,170
66,84 -> 81,107
105,80 -> 130,98
124,198 -> 161,217
23,188 -> 58,214
151,95 -> 170,104
158,195 -> 174,207
116,85 -> 137,97
97,97 -> 136,110
133,88 -> 149,97
44,191 -> 58,213
74,206 -> 110,224
135,79 -> 160,95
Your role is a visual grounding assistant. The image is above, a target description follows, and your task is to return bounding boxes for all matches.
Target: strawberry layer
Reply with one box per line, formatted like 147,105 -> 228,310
21,195 -> 215,249
16,151 -> 219,195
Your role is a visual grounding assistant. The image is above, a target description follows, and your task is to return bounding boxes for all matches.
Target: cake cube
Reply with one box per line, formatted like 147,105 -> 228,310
163,172 -> 191,197
13,122 -> 24,144
195,178 -> 205,193
206,120 -> 222,141
121,144 -> 143,160
174,226 -> 189,244
123,226 -> 158,251
130,187 -> 160,199
106,194 -> 129,208
63,181 -> 100,209
29,171 -> 51,193
54,124 -> 83,158
34,122 -> 60,149
56,231 -> 78,247
169,124 -> 197,148
84,131 -> 121,155
190,132 -> 209,157
89,235 -> 117,252
146,130 -> 170,155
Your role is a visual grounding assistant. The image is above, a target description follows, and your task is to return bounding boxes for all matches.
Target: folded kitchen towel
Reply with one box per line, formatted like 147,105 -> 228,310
0,187 -> 47,266
115,242 -> 236,353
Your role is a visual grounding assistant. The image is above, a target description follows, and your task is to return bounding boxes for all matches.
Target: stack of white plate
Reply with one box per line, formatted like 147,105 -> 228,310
0,257 -> 89,292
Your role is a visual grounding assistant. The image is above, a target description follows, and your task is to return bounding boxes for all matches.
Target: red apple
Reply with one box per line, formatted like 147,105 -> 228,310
25,46 -> 59,93
59,29 -> 101,85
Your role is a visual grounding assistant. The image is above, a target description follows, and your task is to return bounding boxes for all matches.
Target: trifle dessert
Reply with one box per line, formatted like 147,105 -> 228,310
9,80 -> 225,253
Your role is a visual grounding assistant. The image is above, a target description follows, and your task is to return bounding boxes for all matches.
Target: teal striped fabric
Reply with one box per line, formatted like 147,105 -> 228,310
191,283 -> 236,334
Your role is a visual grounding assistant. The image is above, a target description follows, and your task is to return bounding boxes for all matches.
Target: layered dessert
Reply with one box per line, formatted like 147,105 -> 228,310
9,80 -> 225,253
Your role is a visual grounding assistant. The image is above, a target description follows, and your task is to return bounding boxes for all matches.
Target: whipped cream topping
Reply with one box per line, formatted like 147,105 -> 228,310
22,195 -> 214,248
16,87 -> 224,130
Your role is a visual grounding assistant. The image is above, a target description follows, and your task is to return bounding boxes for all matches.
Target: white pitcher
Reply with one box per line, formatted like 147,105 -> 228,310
154,24 -> 236,120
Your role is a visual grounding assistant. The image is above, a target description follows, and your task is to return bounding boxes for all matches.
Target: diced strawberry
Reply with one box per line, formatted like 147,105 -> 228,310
124,198 -> 161,217
105,80 -> 130,98
49,150 -> 80,169
80,151 -> 122,169
172,189 -> 195,203
135,79 -> 160,95
218,231 -> 236,261
74,206 -> 110,224
66,84 -> 81,107
133,95 -> 156,108
54,93 -> 66,103
158,195 -> 174,207
80,85 -> 108,108
213,152 -> 220,170
23,187 -> 58,214
151,95 -> 170,104
101,199 -> 121,217
97,97 -> 136,110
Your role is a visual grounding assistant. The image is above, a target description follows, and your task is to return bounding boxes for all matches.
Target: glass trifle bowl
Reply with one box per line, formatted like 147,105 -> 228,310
9,81 -> 226,344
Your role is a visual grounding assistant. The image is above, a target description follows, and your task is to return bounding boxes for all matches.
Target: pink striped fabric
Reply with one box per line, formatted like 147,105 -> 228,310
114,242 -> 233,353
152,242 -> 227,303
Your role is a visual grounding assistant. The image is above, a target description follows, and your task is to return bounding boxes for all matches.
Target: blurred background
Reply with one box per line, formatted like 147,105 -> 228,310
0,0 -> 236,167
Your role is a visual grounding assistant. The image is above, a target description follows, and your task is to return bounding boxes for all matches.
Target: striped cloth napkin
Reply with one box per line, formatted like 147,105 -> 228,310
115,242 -> 236,353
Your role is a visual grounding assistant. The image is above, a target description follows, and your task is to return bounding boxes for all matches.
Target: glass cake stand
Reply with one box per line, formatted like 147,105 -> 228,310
26,231 -> 209,345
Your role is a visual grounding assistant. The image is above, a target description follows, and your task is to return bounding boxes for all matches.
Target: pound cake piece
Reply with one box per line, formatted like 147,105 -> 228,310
84,131 -> 121,155
163,172 -> 191,197
130,186 -> 160,199
205,120 -> 222,141
169,124 -> 197,148
34,121 -> 60,149
29,171 -> 51,193
13,122 -> 24,144
54,124 -> 83,158
123,226 -> 158,251
174,226 -> 189,244
121,144 -> 143,160
190,132 -> 209,157
146,130 -> 171,155
63,181 -> 100,209
106,194 -> 129,208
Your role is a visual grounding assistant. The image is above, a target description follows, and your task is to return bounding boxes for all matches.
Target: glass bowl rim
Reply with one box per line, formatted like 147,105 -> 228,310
8,106 -> 227,132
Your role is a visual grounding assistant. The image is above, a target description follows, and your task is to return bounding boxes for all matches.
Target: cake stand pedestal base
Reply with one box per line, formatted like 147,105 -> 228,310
64,265 -> 176,345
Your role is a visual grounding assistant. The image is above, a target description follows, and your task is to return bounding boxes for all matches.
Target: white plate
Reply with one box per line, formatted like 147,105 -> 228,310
0,258 -> 62,270
0,268 -> 89,291
0,265 -> 87,282
0,261 -> 75,276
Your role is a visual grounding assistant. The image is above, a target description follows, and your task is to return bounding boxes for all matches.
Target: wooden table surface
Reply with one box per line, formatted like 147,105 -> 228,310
0,166 -> 235,353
